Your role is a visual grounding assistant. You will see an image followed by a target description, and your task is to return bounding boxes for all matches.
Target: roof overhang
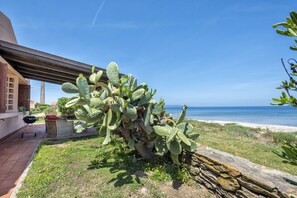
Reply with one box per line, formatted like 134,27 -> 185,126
0,40 -> 108,84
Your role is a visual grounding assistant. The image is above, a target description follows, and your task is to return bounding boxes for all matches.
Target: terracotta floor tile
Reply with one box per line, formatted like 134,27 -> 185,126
0,186 -> 14,197
5,170 -> 23,180
0,179 -> 16,189
0,157 -> 8,164
0,124 -> 47,197
6,154 -> 20,162
0,161 -> 16,175
17,156 -> 30,163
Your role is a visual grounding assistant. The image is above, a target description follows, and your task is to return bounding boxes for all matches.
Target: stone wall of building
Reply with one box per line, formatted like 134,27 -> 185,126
186,146 -> 297,198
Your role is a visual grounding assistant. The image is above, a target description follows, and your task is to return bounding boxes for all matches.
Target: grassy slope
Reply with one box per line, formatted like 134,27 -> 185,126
189,120 -> 297,176
17,137 -> 212,198
18,120 -> 297,197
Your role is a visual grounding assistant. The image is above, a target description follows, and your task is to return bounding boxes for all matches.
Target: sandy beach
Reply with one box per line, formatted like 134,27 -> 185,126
196,119 -> 297,133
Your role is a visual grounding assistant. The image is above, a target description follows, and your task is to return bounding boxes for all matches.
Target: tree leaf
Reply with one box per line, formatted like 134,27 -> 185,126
153,125 -> 171,137
181,139 -> 197,152
166,128 -> 178,143
155,136 -> 168,153
106,62 -> 119,85
176,105 -> 188,125
176,123 -> 193,134
168,140 -> 182,155
76,75 -> 90,100
65,97 -> 80,107
61,82 -> 79,94
170,153 -> 180,165
177,131 -> 191,146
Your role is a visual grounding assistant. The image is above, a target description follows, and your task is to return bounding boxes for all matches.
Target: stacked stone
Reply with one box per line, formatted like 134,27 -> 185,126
186,147 -> 297,198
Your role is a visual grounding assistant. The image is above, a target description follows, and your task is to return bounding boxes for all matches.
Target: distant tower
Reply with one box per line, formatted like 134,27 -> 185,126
40,81 -> 45,104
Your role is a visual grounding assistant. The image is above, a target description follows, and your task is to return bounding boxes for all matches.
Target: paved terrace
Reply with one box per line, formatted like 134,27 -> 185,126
0,123 -> 99,198
0,124 -> 46,198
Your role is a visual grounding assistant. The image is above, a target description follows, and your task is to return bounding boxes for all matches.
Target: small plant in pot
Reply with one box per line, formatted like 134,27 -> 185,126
45,106 -> 58,120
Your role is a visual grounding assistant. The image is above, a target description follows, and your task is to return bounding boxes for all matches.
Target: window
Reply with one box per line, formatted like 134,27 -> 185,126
6,74 -> 18,112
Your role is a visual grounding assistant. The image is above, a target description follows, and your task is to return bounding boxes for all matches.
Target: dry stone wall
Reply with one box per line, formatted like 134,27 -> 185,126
186,145 -> 297,198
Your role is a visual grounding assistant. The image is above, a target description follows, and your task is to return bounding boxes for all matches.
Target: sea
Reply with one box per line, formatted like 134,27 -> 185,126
165,106 -> 297,127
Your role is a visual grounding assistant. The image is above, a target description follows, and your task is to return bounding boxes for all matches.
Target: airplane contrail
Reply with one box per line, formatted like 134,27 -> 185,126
92,0 -> 107,26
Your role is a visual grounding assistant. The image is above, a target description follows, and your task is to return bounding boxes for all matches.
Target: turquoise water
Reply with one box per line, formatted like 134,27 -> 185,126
166,106 -> 297,127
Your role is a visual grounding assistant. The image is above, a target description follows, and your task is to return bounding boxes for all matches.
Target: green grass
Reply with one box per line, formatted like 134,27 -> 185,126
188,120 -> 297,176
18,119 -> 297,197
17,137 -> 210,198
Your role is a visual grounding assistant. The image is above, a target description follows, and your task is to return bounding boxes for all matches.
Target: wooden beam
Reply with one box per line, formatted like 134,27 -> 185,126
19,70 -> 76,83
13,64 -> 80,80
21,73 -> 75,85
0,40 -> 98,71
4,56 -> 88,76
0,62 -> 7,113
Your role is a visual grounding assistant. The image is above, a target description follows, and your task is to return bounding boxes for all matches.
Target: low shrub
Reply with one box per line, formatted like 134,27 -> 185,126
44,106 -> 57,116
57,97 -> 79,119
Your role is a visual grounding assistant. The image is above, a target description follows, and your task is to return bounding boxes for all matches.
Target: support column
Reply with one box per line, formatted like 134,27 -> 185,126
18,85 -> 31,111
0,62 -> 7,113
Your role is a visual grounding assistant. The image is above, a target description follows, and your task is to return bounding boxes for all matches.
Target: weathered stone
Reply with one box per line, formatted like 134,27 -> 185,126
217,188 -> 237,198
200,169 -> 218,185
189,146 -> 297,198
195,176 -> 216,190
215,192 -> 224,198
238,178 -> 280,198
196,155 -> 214,165
236,187 -> 259,198
191,155 -> 202,164
220,173 -> 232,179
279,190 -> 297,198
215,165 -> 229,173
217,177 -> 240,192
200,164 -> 207,170
242,174 -> 275,192
189,166 -> 200,176
223,164 -> 241,177
204,163 -> 221,175
198,154 -> 222,165
191,160 -> 200,166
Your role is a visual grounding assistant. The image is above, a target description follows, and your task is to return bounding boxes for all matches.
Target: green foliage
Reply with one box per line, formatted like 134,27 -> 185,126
264,132 -> 297,144
57,97 -> 80,119
30,108 -> 41,115
145,164 -> 190,183
273,142 -> 297,165
62,63 -> 199,165
44,106 -> 57,116
273,11 -> 297,50
272,11 -> 297,106
272,10 -> 297,166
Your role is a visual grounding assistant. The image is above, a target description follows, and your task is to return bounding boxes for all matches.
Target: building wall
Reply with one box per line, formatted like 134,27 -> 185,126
0,11 -> 17,44
0,113 -> 26,139
0,12 -> 29,139
0,57 -> 29,139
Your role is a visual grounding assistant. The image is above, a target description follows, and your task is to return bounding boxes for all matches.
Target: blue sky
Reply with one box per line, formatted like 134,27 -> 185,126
1,0 -> 297,106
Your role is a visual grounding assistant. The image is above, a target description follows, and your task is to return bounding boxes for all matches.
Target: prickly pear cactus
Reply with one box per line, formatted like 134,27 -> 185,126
61,62 -> 199,165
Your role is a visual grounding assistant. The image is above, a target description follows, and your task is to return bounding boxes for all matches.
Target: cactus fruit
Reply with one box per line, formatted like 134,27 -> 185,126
61,62 -> 198,165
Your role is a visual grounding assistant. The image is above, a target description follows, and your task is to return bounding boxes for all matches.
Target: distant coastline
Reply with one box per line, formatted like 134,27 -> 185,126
194,119 -> 297,133
166,106 -> 297,127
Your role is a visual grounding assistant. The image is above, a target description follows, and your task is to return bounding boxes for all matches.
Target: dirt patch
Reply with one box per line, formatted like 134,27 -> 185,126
51,143 -> 68,148
257,134 -> 274,144
159,181 -> 215,198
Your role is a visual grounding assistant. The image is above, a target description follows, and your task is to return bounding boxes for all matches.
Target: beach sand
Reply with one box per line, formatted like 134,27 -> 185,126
196,119 -> 297,133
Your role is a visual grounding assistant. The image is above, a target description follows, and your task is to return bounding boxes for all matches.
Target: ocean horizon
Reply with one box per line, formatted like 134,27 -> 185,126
165,106 -> 297,127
